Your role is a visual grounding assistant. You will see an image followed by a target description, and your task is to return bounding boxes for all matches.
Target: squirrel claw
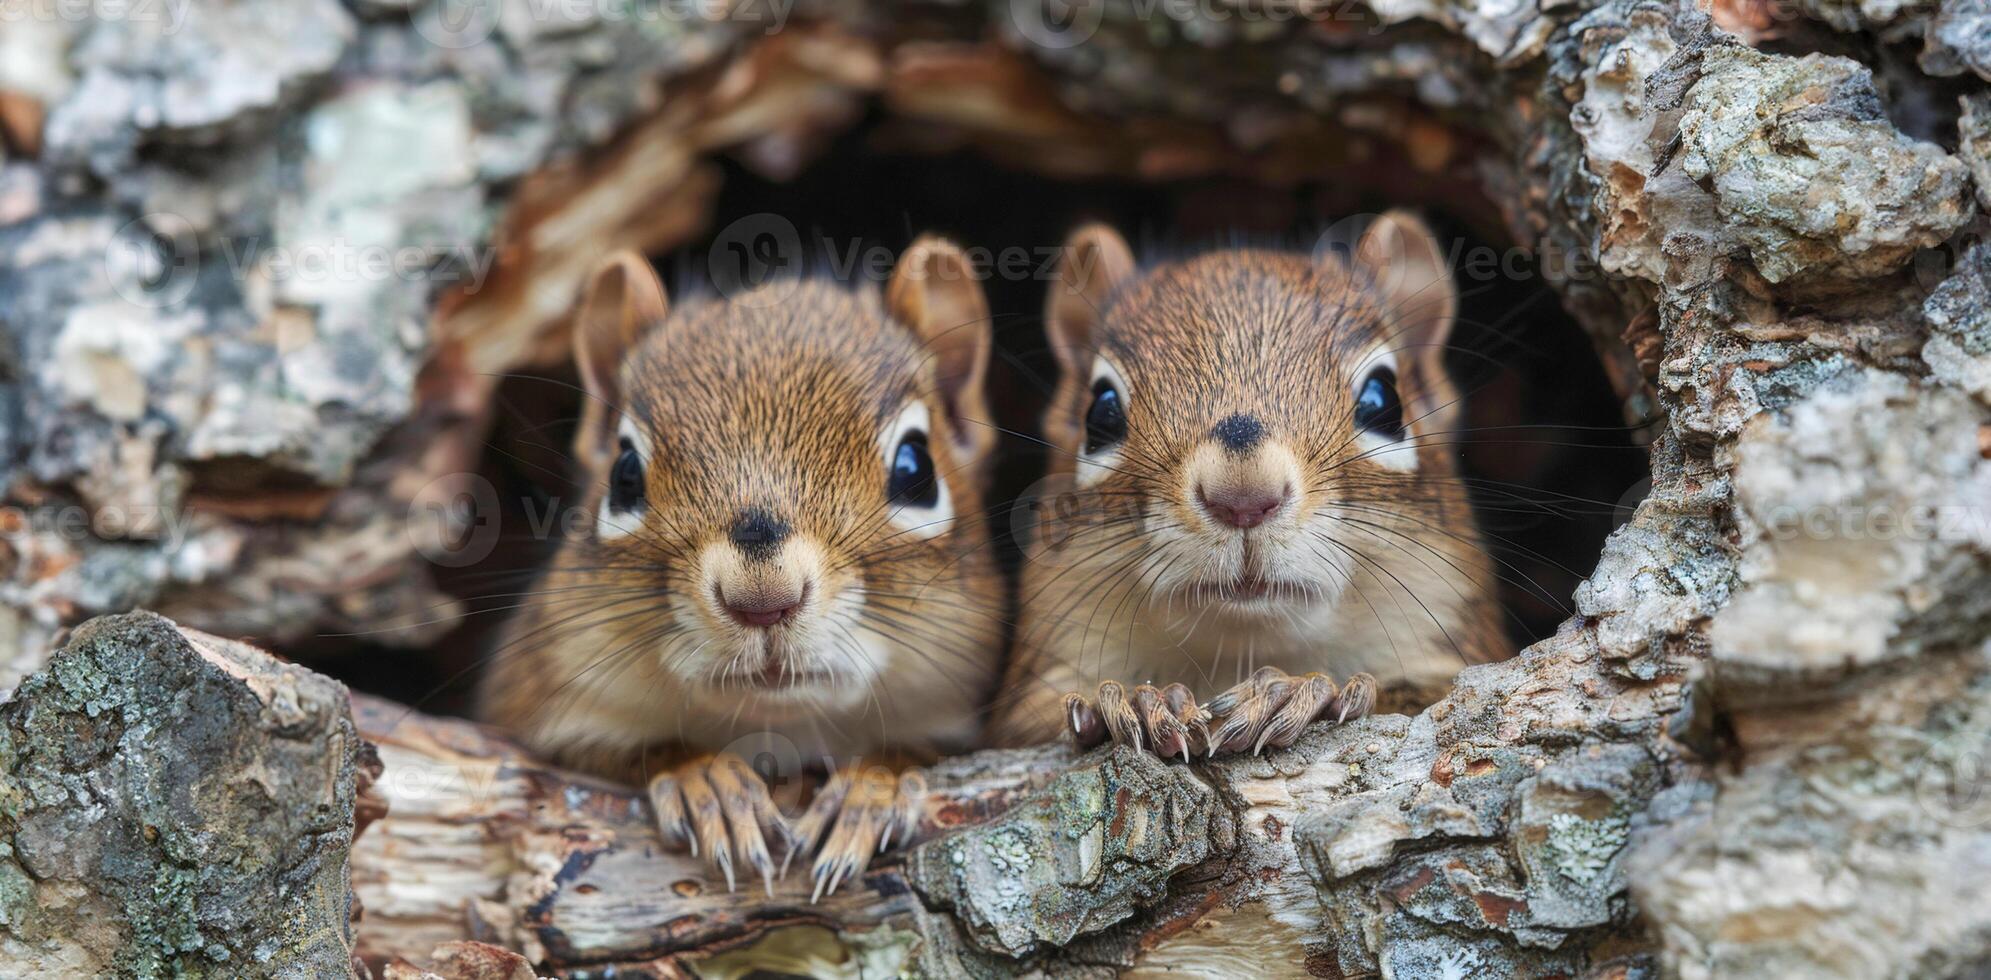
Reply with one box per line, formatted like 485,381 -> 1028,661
1064,680 -> 1210,762
1204,668 -> 1376,757
787,764 -> 924,902
646,753 -> 785,896
1335,672 -> 1379,724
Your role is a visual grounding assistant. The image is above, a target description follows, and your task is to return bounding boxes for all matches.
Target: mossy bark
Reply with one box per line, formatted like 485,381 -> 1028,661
0,0 -> 1987,976
0,612 -> 369,978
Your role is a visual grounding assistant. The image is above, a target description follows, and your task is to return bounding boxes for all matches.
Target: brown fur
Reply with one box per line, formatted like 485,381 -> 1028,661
480,253 -> 1005,783
988,215 -> 1510,747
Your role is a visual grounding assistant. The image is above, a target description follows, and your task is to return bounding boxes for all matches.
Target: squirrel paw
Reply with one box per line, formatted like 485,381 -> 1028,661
647,752 -> 789,896
1064,680 -> 1213,762
1204,667 -> 1377,756
784,763 -> 924,903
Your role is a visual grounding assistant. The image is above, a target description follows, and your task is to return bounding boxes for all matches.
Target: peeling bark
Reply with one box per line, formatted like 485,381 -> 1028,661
346,629 -> 1669,977
0,0 -> 1988,975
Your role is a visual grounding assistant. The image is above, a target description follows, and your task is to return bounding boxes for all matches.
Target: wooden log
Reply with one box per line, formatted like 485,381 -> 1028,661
349,615 -> 1670,976
4,0 -> 1988,974
349,692 -> 1073,972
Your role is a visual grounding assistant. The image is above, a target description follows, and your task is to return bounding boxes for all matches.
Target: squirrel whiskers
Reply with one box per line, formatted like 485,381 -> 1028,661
479,242 -> 1007,899
988,212 -> 1510,756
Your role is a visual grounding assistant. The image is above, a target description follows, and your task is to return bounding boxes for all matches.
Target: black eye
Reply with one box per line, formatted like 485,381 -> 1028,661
1354,368 -> 1404,440
1084,381 -> 1126,454
888,431 -> 938,508
608,438 -> 644,512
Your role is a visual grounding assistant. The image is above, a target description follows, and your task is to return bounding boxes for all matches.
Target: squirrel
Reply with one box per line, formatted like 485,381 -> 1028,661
478,240 -> 1005,899
986,211 -> 1510,756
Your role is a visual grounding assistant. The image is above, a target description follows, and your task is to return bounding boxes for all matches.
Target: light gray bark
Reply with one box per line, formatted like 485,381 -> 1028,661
0,0 -> 1987,976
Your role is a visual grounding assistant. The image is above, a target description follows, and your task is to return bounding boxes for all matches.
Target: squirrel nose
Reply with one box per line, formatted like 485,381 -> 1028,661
1210,413 -> 1266,455
1199,484 -> 1287,529
721,587 -> 804,628
728,508 -> 791,562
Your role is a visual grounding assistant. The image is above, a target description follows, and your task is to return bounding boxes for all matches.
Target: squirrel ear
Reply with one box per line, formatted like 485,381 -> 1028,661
1353,211 -> 1456,367
887,235 -> 994,464
1045,224 -> 1134,385
573,252 -> 667,466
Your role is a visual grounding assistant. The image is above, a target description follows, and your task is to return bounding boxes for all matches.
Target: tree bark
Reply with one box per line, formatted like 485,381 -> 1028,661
345,639 -> 1668,977
0,0 -> 1988,976
0,612 -> 371,978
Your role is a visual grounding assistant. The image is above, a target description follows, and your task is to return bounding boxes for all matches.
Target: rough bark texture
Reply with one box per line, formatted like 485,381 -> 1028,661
0,612 -> 371,978
0,3 -> 876,687
0,0 -> 1987,976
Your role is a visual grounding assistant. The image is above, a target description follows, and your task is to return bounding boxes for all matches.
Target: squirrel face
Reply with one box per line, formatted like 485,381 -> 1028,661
556,242 -> 1000,727
1025,213 -> 1493,669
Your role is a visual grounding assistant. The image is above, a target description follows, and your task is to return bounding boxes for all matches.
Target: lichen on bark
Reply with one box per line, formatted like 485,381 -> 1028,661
0,612 -> 367,978
0,0 -> 1987,974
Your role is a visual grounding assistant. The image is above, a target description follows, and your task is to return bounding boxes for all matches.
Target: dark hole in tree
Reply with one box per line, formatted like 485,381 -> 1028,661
314,113 -> 1649,716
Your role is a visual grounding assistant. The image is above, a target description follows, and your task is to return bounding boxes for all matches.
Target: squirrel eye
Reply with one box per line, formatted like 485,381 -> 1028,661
1084,381 -> 1126,454
887,431 -> 938,508
608,438 -> 645,512
1354,367 -> 1404,440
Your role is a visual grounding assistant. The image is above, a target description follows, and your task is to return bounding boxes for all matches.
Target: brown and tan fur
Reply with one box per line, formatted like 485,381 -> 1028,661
988,213 -> 1509,753
480,242 -> 1005,897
